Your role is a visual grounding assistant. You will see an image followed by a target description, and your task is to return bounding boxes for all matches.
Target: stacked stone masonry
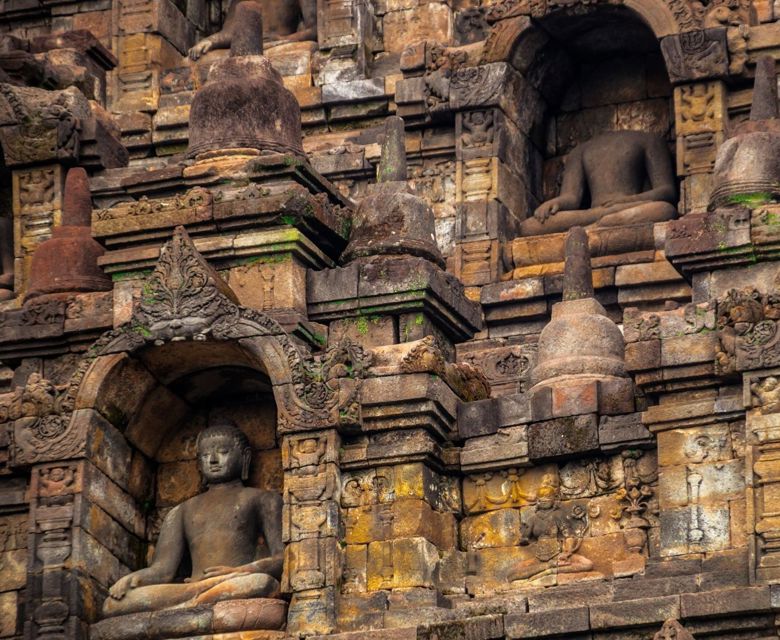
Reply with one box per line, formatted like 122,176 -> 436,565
1,0 -> 780,638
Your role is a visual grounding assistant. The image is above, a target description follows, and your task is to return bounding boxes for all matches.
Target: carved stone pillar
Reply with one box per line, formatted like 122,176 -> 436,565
11,165 -> 66,297
448,64 -> 543,285
746,371 -> 780,583
316,0 -> 371,82
25,462 -> 84,640
673,81 -> 728,215
282,430 -> 342,635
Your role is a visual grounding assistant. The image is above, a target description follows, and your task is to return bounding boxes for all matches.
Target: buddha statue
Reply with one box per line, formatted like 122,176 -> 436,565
102,421 -> 284,618
520,130 -> 677,236
508,476 -> 594,582
188,0 -> 317,60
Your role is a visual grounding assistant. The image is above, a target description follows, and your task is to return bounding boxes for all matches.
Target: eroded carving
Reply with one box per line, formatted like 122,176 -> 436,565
508,476 -> 595,582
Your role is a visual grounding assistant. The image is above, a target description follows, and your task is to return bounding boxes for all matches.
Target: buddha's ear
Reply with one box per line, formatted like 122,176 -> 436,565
241,446 -> 252,482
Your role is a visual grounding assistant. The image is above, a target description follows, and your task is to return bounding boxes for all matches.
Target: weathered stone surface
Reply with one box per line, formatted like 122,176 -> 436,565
528,414 -> 599,461
590,595 -> 680,629
505,606 -> 589,638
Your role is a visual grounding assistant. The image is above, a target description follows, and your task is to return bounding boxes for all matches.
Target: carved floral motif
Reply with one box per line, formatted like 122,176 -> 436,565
715,286 -> 780,373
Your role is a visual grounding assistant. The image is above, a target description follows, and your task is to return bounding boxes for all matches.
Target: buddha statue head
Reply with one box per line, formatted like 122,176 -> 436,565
196,421 -> 251,484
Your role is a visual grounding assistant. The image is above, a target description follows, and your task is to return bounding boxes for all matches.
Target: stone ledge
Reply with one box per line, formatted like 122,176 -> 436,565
680,586 -> 772,618
505,606 -> 589,638
589,595 -> 680,630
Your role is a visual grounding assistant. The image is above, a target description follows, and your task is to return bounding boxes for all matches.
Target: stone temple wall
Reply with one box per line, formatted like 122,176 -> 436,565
0,0 -> 779,639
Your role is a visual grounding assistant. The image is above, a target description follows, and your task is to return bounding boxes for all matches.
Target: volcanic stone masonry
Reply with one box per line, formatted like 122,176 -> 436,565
1,0 -> 780,639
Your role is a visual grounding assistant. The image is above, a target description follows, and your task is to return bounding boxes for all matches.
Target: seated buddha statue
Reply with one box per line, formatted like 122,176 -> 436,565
520,130 -> 677,236
188,0 -> 316,60
103,421 -> 283,617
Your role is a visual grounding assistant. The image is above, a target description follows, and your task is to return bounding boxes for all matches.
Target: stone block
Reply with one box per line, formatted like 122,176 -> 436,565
338,591 -> 388,631
550,379 -> 599,418
660,334 -> 719,367
283,537 -> 341,592
658,459 -> 744,508
344,499 -> 455,549
460,425 -> 528,470
382,5 -> 452,53
597,378 -> 635,416
656,424 -> 731,467
460,509 -> 521,549
528,414 -> 599,461
581,56 -> 648,108
367,537 -> 439,590
330,315 -> 397,348
71,527 -> 125,588
613,574 -> 698,601
115,0 -> 195,54
78,499 -> 143,570
458,398 -> 499,439
527,579 -> 614,611
288,587 -> 337,636
322,78 -> 385,104
590,595 -> 680,629
0,548 -> 25,590
625,339 -> 661,371
421,615 -> 504,640
156,459 -> 200,506
680,586 -> 771,618
228,257 -> 308,316
82,461 -> 145,538
0,590 -> 17,637
598,413 -> 652,449
659,505 -> 730,555
505,606 -> 589,638
660,29 -> 729,83
342,544 -> 367,593
83,408 -> 135,492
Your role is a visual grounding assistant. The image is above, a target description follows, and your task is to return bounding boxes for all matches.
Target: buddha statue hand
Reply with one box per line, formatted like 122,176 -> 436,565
189,38 -> 214,61
534,197 -> 563,222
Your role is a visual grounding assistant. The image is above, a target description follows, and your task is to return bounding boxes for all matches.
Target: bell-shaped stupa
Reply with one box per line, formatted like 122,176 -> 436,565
710,56 -> 780,209
26,167 -> 111,301
342,115 -> 444,266
186,1 -> 304,161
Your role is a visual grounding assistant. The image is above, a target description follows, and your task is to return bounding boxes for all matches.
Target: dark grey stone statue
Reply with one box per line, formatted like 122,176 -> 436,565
188,0 -> 317,60
521,130 -> 677,236
103,422 -> 283,617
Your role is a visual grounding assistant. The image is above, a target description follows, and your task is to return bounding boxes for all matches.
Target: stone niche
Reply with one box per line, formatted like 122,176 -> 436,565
532,11 -> 672,206
146,364 -> 282,555
81,338 -> 288,637
505,8 -> 674,275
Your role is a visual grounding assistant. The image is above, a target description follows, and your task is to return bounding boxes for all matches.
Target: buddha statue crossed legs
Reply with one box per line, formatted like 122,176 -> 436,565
103,422 -> 283,617
521,130 -> 677,236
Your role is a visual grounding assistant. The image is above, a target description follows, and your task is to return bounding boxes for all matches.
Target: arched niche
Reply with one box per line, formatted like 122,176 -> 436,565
475,5 -> 675,230
520,8 -> 674,208
75,339 -> 282,574
40,226 -> 367,635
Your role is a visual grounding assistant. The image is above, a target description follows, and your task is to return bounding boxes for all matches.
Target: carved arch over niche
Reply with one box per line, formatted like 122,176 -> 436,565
5,226 -> 370,467
478,0 -> 747,83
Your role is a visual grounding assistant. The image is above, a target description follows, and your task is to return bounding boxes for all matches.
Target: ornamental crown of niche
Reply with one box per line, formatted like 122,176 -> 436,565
0,227 -> 373,472
480,0 -> 751,30
101,226 -> 371,427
